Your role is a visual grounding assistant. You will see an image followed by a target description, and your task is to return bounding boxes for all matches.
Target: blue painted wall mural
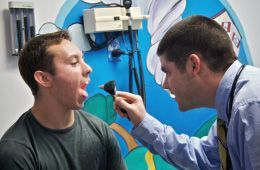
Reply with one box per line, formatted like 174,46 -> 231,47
54,0 -> 252,169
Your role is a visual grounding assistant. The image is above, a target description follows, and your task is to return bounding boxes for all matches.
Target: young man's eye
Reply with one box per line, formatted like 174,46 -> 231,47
71,61 -> 78,65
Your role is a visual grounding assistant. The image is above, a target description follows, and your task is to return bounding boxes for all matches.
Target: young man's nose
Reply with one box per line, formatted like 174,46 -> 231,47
83,62 -> 92,75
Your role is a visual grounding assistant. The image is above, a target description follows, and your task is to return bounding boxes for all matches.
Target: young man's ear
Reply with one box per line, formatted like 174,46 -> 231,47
34,71 -> 53,87
186,53 -> 201,75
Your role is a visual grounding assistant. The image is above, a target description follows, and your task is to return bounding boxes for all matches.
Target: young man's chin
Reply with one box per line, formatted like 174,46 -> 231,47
72,103 -> 84,110
78,103 -> 85,110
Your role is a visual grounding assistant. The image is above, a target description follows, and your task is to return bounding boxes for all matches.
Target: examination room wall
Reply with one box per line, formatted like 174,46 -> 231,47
0,0 -> 65,137
0,0 -> 259,137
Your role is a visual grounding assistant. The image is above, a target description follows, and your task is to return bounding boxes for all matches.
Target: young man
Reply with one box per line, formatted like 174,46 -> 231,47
0,31 -> 126,170
114,15 -> 260,169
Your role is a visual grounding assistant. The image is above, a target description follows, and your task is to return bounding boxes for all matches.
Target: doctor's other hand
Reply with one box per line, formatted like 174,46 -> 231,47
114,91 -> 147,127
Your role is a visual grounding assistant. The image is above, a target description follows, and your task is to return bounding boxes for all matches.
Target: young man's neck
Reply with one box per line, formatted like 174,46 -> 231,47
31,97 -> 75,130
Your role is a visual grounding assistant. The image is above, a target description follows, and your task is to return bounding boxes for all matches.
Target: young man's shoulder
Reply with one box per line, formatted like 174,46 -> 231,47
76,110 -> 108,126
75,110 -> 111,135
0,110 -> 35,168
1,110 -> 32,142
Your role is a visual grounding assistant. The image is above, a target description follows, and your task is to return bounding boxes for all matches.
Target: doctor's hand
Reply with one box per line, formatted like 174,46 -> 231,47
114,91 -> 147,127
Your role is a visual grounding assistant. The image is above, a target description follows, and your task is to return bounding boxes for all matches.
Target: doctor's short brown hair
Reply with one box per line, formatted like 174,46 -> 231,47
157,15 -> 237,73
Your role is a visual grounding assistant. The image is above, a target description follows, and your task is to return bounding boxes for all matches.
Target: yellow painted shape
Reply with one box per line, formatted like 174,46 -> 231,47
145,151 -> 156,170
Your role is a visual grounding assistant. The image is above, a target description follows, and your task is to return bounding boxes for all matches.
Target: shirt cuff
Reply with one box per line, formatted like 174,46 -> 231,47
131,113 -> 164,144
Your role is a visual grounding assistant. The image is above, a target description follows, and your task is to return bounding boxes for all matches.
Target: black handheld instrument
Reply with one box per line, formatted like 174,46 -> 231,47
99,80 -> 129,119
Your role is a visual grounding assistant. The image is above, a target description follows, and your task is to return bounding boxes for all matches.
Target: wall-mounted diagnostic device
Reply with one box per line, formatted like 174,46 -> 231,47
8,1 -> 35,55
83,7 -> 149,33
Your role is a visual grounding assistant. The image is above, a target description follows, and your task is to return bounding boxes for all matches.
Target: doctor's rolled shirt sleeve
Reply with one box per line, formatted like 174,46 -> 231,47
131,113 -> 220,170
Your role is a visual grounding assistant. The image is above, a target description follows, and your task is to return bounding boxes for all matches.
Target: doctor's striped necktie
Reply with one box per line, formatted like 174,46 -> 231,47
217,118 -> 231,170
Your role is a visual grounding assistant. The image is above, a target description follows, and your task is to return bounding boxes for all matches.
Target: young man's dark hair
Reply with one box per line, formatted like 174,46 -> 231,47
157,15 -> 237,73
18,30 -> 71,96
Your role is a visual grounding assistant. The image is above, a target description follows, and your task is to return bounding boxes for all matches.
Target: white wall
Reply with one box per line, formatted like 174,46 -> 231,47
0,0 -> 260,137
0,0 -> 65,137
227,0 -> 260,67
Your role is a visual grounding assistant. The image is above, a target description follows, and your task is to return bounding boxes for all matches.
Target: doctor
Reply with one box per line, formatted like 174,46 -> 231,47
114,15 -> 260,169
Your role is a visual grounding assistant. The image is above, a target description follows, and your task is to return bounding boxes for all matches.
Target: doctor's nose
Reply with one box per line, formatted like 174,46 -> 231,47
163,79 -> 169,89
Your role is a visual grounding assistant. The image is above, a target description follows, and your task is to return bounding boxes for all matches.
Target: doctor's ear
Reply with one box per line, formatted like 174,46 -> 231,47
34,71 -> 53,87
187,53 -> 201,74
